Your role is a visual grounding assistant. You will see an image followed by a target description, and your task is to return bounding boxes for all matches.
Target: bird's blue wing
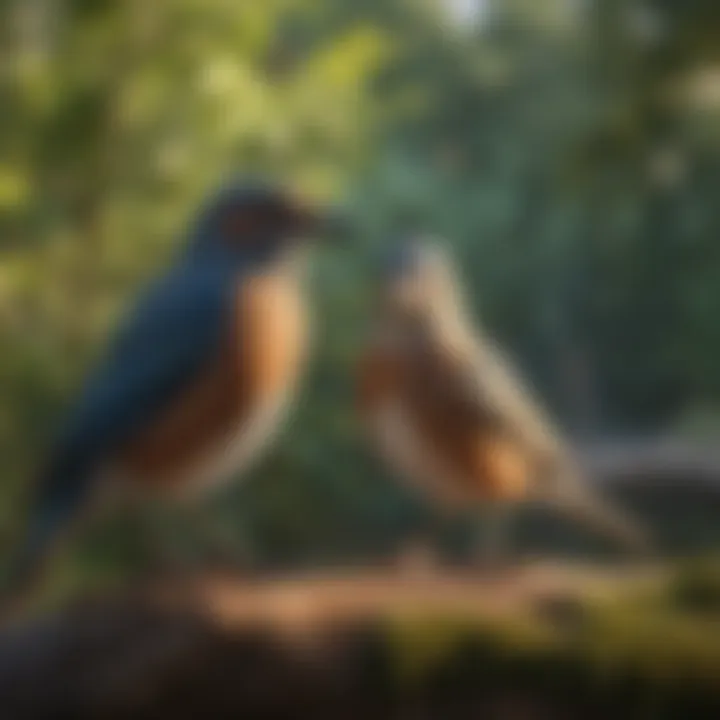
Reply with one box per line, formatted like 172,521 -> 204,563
43,263 -> 236,489
3,263 -> 238,593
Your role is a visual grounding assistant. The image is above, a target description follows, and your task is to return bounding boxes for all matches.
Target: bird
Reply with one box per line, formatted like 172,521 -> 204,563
358,236 -> 650,570
3,180 -> 340,608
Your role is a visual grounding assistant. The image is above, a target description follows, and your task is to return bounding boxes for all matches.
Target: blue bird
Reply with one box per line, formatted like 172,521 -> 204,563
4,181 -> 337,606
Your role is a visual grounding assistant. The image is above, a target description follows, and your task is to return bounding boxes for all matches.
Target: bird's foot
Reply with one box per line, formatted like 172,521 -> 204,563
395,540 -> 441,580
199,546 -> 255,580
192,528 -> 257,579
471,553 -> 524,584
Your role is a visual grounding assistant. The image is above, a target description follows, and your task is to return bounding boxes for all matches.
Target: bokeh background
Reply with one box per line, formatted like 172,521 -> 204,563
1,0 -> 720,595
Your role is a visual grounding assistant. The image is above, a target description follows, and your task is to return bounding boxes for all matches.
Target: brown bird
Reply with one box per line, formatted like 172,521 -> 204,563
358,237 -> 649,568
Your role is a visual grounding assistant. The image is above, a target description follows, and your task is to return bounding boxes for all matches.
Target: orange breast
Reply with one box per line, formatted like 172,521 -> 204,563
117,272 -> 307,493
360,343 -> 529,505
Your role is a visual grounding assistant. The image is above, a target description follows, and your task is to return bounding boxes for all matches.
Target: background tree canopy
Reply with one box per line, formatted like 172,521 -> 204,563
1,0 -> 719,590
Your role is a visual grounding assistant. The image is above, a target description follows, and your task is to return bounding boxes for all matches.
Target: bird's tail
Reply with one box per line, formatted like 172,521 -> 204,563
545,464 -> 652,555
1,539 -> 51,621
1,488 -> 81,621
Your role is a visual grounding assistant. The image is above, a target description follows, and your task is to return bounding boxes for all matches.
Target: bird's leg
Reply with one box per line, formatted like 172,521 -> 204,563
179,501 -> 256,576
134,501 -> 199,579
396,511 -> 444,577
473,503 -> 514,575
121,500 -> 228,603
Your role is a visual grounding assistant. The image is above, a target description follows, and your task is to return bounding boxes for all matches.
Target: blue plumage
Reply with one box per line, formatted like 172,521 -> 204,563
55,259 -> 237,475
9,256 -> 241,590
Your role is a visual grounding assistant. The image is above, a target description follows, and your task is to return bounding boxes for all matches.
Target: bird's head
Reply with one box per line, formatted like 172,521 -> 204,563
380,235 -> 466,325
186,180 -> 344,268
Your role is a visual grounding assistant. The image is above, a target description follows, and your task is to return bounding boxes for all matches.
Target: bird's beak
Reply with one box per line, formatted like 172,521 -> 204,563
293,204 -> 352,244
382,236 -> 424,280
377,237 -> 430,312
316,207 -> 354,244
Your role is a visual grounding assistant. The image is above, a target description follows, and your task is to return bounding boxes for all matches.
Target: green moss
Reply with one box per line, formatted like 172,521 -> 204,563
380,593 -> 720,713
383,611 -> 555,686
666,557 -> 720,614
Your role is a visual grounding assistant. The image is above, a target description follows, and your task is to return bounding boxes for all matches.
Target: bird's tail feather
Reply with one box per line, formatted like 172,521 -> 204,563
547,467 -> 652,555
1,540 -> 52,620
1,491 -> 80,621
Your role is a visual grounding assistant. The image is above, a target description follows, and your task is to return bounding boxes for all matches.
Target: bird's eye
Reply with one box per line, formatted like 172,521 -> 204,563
221,205 -> 279,244
221,209 -> 258,240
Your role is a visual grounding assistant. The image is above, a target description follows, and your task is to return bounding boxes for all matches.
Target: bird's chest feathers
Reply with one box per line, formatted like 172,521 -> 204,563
365,341 -> 529,506
121,273 -> 308,498
365,343 -> 468,507
183,274 -> 308,494
234,272 -> 308,406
